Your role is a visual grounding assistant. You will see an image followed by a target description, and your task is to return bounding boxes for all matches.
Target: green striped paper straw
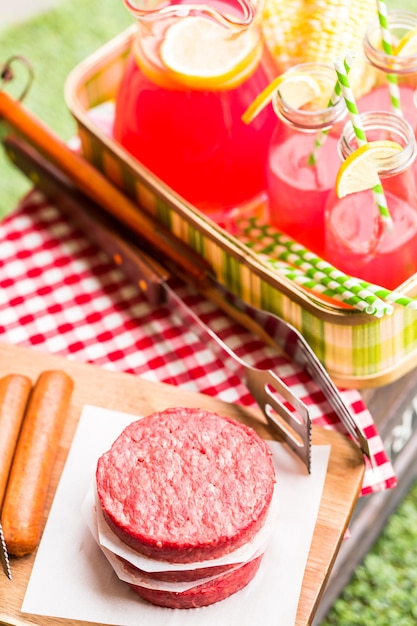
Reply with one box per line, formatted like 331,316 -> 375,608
308,51 -> 357,166
270,233 -> 412,314
269,251 -> 391,316
258,256 -> 387,317
252,245 -> 391,316
276,248 -> 417,312
351,280 -> 417,310
376,0 -> 403,116
239,219 -> 417,312
334,52 -> 393,229
242,224 -> 391,315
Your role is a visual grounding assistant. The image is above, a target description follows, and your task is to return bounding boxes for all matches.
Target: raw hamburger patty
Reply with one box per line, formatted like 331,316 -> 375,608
117,555 -> 237,582
128,555 -> 263,609
96,407 -> 275,564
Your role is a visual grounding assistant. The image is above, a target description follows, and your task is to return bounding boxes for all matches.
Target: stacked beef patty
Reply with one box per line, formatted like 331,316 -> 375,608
96,407 -> 276,608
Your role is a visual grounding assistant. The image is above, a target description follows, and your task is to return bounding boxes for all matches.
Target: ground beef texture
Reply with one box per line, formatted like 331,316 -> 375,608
96,407 -> 275,564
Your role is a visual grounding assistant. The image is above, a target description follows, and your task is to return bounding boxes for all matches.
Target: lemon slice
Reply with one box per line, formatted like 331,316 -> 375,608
393,24 -> 417,56
335,140 -> 403,198
159,16 -> 262,90
241,73 -> 321,124
133,39 -> 180,91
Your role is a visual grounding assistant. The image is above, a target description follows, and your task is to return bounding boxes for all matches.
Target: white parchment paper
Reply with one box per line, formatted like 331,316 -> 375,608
22,405 -> 330,626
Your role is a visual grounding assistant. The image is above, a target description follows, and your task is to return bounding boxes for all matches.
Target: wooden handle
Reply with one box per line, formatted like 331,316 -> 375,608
0,92 -> 210,283
4,135 -> 172,306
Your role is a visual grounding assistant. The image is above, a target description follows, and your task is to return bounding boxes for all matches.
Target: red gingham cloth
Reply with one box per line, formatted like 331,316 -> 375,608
0,191 -> 397,496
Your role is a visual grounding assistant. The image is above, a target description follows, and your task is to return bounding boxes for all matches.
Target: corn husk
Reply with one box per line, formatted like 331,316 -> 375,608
262,0 -> 380,97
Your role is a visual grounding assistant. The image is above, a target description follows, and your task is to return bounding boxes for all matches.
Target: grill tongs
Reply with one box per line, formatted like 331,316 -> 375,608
154,266 -> 313,472
3,133 -> 371,474
132,258 -> 371,473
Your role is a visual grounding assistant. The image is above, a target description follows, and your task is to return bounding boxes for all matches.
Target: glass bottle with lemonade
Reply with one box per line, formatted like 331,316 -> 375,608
361,9 -> 417,188
113,0 -> 277,225
324,111 -> 417,290
360,10 -> 417,130
243,63 -> 346,258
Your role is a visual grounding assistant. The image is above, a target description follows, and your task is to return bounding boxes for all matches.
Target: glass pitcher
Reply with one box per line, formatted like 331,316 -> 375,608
113,0 -> 277,222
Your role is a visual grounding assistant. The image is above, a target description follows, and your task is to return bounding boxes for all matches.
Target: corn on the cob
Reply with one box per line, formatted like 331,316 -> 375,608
262,0 -> 379,96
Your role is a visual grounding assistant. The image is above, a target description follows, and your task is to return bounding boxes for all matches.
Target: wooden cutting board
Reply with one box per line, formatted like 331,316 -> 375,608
0,341 -> 365,626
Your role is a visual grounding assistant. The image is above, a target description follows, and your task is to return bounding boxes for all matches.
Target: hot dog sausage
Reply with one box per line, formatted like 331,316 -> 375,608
1,370 -> 74,556
0,374 -> 32,505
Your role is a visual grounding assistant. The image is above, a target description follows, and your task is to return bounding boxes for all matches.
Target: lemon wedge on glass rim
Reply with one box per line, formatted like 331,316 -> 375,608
159,16 -> 262,90
241,73 -> 322,124
335,140 -> 403,198
393,24 -> 417,56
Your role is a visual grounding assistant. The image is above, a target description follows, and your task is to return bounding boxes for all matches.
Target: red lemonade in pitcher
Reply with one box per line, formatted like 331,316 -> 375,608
114,0 -> 277,219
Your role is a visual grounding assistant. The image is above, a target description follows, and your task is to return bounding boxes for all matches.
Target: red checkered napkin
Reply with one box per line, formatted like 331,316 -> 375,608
0,191 -> 396,495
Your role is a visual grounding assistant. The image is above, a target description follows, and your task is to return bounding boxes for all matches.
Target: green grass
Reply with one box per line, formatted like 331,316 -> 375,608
0,0 -> 131,216
323,482 -> 417,625
1,1 -> 417,623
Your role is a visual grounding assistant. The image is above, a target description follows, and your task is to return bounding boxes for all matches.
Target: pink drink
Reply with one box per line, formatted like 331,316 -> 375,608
358,85 -> 417,185
265,63 -> 347,258
362,10 -> 417,184
113,0 -> 277,218
325,187 -> 417,290
358,84 -> 417,130
267,130 -> 340,258
324,111 -> 417,290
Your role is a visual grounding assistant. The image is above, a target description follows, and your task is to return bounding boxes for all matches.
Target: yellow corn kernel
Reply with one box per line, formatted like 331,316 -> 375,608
262,0 -> 379,97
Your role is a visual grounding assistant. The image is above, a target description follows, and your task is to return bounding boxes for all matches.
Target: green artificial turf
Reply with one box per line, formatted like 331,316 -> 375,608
1,1 -> 417,623
0,0 -> 131,216
323,484 -> 417,625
